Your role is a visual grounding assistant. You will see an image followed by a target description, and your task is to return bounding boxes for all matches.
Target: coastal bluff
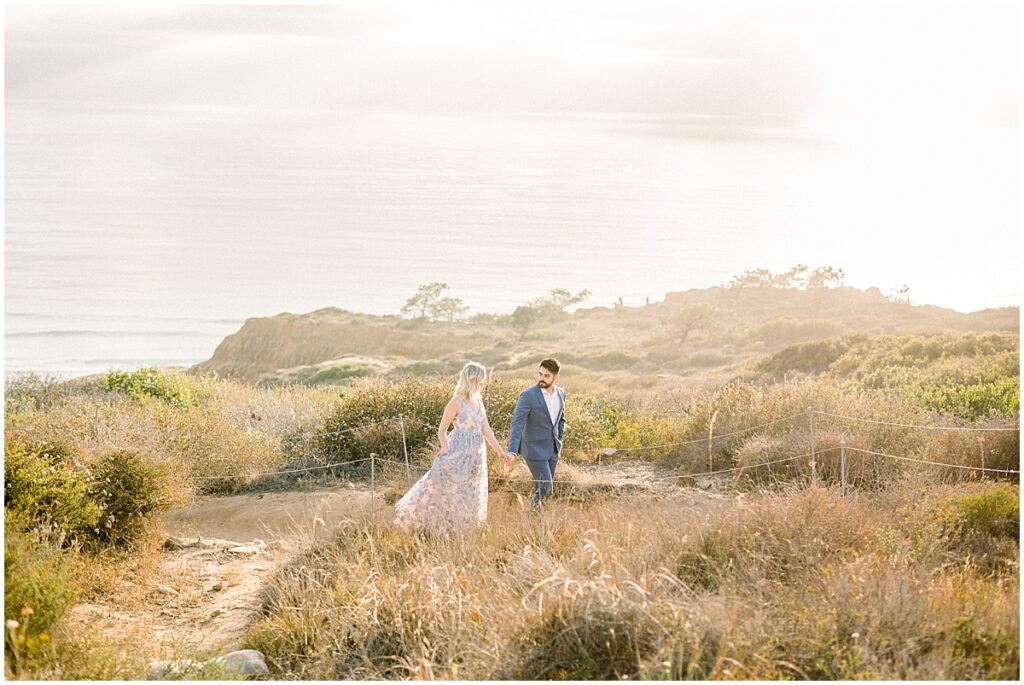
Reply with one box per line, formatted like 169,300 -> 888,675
189,287 -> 1019,386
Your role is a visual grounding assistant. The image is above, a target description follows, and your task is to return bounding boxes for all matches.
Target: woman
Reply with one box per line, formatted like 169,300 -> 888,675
394,362 -> 513,534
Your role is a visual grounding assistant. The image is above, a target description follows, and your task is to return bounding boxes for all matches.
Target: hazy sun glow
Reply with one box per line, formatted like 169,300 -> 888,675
3,2 -> 1019,381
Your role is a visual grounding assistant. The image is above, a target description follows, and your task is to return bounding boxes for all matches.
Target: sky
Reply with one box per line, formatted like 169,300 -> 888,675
6,2 -> 1018,133
3,1 -> 1021,327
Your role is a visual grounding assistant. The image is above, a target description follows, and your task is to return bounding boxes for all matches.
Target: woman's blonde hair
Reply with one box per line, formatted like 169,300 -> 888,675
454,362 -> 488,400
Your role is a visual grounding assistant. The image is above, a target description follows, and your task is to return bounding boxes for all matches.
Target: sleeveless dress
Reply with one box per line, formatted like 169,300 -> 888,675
394,396 -> 489,534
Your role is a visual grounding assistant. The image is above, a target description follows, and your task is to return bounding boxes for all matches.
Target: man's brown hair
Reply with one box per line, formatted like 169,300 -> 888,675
539,358 -> 560,375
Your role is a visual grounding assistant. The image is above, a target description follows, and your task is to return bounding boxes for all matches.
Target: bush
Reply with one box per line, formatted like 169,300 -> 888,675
306,365 -> 373,386
134,398 -> 286,495
756,336 -> 861,380
100,368 -> 199,408
89,450 -> 170,548
930,485 -> 1021,559
4,519 -> 77,641
952,487 -> 1019,539
749,333 -> 1020,420
5,440 -> 174,550
4,441 -> 102,545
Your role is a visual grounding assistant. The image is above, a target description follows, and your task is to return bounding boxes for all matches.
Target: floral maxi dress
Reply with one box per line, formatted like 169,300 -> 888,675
394,396 -> 489,534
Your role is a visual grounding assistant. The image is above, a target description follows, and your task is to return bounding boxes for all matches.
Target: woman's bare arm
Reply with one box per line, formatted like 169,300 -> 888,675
436,397 -> 460,454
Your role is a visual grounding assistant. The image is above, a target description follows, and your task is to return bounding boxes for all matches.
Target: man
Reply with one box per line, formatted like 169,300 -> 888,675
507,358 -> 566,509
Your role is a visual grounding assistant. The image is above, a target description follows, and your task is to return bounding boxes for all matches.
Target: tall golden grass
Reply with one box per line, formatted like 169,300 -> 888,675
4,366 -> 1019,679
245,479 -> 1018,680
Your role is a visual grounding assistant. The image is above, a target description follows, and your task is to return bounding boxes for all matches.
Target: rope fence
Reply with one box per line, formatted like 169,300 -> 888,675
193,457 -> 373,481
606,412 -> 807,452
189,408 -> 1019,500
812,410 -> 1020,432
844,447 -> 1021,475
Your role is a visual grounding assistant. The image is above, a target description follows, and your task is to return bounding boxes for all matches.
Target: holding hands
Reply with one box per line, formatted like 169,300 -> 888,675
501,451 -> 518,472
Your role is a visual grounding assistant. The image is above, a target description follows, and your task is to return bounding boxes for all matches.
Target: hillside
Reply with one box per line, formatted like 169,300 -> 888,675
189,285 -> 1019,392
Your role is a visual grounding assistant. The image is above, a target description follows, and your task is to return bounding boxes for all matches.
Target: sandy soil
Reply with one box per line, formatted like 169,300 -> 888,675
65,464 -> 716,661
66,485 -> 375,658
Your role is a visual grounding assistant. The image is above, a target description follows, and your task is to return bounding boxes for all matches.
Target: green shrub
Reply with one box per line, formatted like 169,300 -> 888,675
912,377 -> 1019,419
756,336 -> 861,380
951,615 -> 1017,678
750,333 -> 1020,420
4,441 -> 102,545
89,450 -> 170,548
388,360 -> 457,376
5,440 -> 172,550
951,487 -> 1019,540
4,518 -> 77,641
101,368 -> 198,408
307,365 -> 373,386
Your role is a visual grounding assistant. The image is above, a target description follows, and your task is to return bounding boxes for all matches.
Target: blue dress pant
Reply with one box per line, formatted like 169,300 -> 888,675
524,453 -> 559,509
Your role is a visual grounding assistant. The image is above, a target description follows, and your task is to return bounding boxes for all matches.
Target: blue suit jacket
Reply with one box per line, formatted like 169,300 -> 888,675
507,384 -> 566,460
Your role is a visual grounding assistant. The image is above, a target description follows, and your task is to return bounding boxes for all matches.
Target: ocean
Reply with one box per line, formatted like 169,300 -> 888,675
5,102 -> 1018,378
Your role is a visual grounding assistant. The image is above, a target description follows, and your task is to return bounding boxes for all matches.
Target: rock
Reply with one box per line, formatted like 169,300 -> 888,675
227,539 -> 266,555
228,545 -> 261,555
211,650 -> 269,677
676,476 -> 698,488
163,536 -> 241,551
155,583 -> 178,596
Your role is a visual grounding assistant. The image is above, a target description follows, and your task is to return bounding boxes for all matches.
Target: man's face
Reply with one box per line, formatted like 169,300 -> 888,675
537,367 -> 557,388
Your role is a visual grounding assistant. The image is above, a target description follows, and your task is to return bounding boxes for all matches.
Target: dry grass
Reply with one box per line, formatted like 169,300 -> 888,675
4,366 -> 1018,679
245,478 -> 1019,680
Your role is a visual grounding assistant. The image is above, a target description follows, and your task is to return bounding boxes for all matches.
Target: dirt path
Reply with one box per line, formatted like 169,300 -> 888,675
66,463 -> 723,661
68,485 -> 374,658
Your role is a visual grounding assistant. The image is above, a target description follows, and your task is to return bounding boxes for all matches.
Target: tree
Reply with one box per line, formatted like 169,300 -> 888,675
806,266 -> 845,289
726,268 -> 774,289
667,303 -> 718,343
772,264 -> 808,288
890,284 -> 911,304
508,288 -> 590,341
401,282 -> 448,319
431,296 -> 469,323
534,288 -> 591,317
511,305 -> 541,341
726,265 -> 845,290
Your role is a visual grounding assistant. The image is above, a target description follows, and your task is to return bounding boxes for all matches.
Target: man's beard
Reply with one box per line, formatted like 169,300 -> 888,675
538,380 -> 550,388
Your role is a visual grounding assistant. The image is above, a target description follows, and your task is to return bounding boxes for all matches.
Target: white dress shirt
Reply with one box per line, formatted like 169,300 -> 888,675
542,385 -> 561,426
